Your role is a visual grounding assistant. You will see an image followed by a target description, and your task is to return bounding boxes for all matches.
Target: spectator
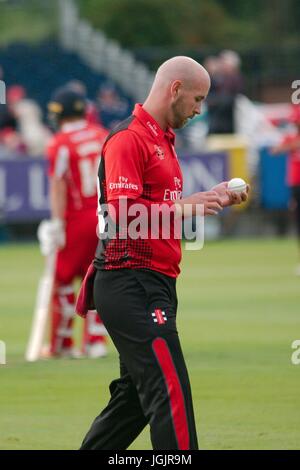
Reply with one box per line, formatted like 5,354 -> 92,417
206,50 -> 243,134
8,85 -> 50,157
0,127 -> 26,156
219,50 -> 243,96
96,82 -> 130,130
0,67 -> 25,156
0,97 -> 25,156
203,55 -> 222,94
271,104 -> 300,275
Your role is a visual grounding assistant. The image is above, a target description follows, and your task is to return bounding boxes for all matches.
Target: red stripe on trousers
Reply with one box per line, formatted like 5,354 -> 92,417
152,337 -> 190,450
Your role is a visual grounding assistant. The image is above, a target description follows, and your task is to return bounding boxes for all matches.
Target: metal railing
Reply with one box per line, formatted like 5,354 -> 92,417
58,0 -> 154,102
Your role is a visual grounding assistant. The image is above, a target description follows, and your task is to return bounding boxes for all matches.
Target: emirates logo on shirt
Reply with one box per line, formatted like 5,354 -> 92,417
109,176 -> 139,191
174,177 -> 182,190
154,145 -> 165,160
147,121 -> 159,137
163,177 -> 183,201
163,189 -> 182,201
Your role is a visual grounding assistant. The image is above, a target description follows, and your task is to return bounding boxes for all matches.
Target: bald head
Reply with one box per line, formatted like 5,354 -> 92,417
153,56 -> 210,90
143,56 -> 210,130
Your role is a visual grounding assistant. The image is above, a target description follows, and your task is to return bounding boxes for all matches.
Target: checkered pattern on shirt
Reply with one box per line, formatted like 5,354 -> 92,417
94,117 -> 154,271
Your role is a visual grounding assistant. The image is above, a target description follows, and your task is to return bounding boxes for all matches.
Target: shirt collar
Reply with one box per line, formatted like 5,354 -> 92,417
133,103 -> 175,144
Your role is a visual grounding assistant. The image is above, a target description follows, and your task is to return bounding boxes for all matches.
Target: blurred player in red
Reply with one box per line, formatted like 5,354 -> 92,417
272,104 -> 300,274
38,87 -> 108,357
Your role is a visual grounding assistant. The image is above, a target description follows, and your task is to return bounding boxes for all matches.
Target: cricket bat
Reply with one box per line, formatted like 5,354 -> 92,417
25,252 -> 56,362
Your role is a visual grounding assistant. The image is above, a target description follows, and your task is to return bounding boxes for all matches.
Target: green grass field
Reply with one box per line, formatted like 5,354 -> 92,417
0,238 -> 300,450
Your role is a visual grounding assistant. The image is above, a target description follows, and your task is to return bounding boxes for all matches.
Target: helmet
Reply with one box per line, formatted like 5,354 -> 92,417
48,87 -> 86,129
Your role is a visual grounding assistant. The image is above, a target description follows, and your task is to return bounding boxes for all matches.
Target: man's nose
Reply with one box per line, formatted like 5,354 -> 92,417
194,104 -> 201,115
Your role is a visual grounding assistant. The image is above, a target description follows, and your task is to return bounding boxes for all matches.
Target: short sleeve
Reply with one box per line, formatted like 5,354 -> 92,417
104,130 -> 145,201
47,137 -> 70,179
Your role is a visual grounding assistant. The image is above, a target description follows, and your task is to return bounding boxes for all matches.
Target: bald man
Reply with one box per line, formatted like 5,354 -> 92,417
79,56 -> 248,450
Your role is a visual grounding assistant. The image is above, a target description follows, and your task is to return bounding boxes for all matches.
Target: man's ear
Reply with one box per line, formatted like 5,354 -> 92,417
170,80 -> 182,99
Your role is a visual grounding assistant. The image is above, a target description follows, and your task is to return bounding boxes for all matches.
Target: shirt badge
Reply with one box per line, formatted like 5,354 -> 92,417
154,145 -> 165,160
151,309 -> 167,325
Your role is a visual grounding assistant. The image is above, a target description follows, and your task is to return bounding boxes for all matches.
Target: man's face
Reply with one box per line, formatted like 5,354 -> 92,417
169,78 -> 210,129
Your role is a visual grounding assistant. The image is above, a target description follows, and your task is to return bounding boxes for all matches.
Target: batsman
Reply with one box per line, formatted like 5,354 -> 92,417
35,87 -> 108,358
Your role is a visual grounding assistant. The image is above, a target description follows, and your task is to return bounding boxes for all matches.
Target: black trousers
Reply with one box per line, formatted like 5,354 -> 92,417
80,268 -> 198,450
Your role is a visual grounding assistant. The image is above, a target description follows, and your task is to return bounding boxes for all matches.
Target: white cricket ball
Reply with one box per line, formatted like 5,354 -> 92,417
227,178 -> 247,193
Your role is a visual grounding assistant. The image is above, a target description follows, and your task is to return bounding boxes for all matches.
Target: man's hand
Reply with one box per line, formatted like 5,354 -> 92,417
211,181 -> 249,207
37,219 -> 65,256
175,191 -> 223,217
